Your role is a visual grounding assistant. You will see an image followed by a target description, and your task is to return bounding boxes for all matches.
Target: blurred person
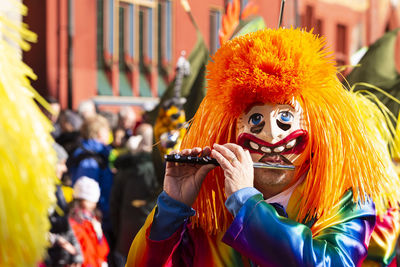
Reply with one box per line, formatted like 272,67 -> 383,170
108,127 -> 129,170
47,96 -> 61,124
98,110 -> 118,148
67,115 -> 115,256
56,109 -> 83,156
78,100 -> 97,121
110,123 -> 159,267
117,106 -> 140,140
110,107 -> 142,169
43,96 -> 62,139
112,127 -> 126,149
99,110 -> 118,131
129,123 -> 153,153
69,177 -> 109,267
45,143 -> 83,267
59,110 -> 83,133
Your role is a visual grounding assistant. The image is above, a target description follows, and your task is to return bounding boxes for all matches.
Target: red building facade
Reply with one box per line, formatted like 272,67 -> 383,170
23,0 -> 400,109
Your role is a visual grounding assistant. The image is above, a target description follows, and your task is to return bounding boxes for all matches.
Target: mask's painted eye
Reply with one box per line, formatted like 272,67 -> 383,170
277,111 -> 294,123
248,113 -> 263,126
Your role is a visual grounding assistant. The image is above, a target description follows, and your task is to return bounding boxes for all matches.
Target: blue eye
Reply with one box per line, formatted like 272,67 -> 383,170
278,111 -> 293,123
248,113 -> 263,125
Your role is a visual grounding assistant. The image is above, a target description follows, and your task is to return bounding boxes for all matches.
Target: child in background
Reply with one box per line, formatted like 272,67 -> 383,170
69,177 -> 109,267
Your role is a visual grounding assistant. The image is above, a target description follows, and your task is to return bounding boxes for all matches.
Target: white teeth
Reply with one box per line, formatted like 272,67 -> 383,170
273,146 -> 285,153
261,146 -> 272,153
249,141 -> 259,150
250,139 -> 296,154
286,139 -> 296,149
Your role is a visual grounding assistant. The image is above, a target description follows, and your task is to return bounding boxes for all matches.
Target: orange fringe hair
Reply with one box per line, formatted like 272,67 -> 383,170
181,28 -> 400,235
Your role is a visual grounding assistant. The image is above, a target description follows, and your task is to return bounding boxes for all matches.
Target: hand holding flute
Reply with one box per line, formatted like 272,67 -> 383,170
164,143 -> 295,203
163,147 -> 216,206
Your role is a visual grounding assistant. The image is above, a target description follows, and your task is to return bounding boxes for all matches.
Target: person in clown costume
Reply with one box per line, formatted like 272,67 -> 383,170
126,28 -> 400,266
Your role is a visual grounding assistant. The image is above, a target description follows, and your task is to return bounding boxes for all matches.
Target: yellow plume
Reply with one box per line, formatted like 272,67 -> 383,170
0,2 -> 57,266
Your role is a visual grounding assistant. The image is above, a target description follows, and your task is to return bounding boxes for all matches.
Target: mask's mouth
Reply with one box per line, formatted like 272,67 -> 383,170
237,130 -> 309,165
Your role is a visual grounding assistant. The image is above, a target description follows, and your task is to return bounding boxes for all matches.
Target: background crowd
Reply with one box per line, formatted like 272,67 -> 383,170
41,98 -> 159,267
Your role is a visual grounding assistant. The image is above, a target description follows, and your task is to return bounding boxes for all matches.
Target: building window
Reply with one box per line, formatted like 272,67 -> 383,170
301,5 -> 323,37
123,3 -> 135,64
139,6 -> 154,65
303,5 -> 314,30
118,4 -> 134,96
119,6 -> 125,71
158,0 -> 172,93
97,0 -> 105,70
314,19 -> 323,36
103,0 -> 115,65
138,5 -> 155,97
139,8 -> 146,66
148,7 -> 153,61
210,9 -> 222,55
158,0 -> 172,65
97,0 -> 113,96
336,24 -> 347,66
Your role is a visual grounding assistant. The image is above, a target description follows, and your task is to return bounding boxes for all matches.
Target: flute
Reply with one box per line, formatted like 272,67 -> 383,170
164,154 -> 295,170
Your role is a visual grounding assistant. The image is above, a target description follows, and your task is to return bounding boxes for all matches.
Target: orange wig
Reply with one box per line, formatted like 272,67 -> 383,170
181,28 -> 400,234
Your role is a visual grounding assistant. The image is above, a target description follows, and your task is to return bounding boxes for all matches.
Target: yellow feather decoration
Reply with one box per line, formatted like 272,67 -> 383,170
0,1 -> 57,266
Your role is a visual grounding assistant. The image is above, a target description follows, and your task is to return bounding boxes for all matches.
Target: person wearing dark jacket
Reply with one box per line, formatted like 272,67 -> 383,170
110,123 -> 159,267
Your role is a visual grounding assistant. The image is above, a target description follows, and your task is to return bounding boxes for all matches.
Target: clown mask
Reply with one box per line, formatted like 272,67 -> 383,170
236,101 -> 309,193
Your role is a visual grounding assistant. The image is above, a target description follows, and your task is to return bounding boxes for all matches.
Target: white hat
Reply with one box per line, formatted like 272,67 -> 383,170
73,176 -> 100,203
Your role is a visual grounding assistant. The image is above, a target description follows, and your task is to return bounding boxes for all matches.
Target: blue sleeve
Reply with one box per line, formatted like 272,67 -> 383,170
149,191 -> 195,241
225,187 -> 262,217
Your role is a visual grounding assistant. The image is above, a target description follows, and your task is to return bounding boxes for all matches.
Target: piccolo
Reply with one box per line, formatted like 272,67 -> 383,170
164,154 -> 295,170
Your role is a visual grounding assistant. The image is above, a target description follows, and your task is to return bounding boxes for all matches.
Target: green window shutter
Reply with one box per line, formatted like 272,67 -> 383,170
139,73 -> 152,97
158,74 -> 167,96
97,70 -> 113,96
97,0 -> 113,95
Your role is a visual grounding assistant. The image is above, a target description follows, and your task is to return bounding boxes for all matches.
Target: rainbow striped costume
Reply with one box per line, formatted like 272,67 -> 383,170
126,183 -> 399,266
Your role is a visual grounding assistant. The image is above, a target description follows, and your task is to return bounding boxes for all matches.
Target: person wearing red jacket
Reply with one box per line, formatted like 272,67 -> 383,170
69,176 -> 109,267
